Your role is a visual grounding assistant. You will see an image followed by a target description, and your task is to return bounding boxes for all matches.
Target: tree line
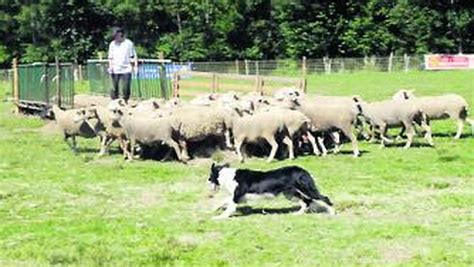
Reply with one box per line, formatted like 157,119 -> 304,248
0,0 -> 473,67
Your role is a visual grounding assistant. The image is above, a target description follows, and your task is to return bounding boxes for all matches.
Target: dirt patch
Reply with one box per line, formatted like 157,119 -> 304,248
74,94 -> 111,108
40,121 -> 61,135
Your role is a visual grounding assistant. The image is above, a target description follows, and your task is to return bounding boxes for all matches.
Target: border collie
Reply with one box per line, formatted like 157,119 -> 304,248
208,163 -> 334,220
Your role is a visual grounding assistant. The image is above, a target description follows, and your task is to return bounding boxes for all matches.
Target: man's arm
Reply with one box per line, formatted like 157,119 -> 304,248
131,41 -> 138,74
107,42 -> 114,74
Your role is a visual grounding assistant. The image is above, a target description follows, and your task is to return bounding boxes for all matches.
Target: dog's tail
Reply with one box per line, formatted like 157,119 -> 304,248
295,169 -> 333,207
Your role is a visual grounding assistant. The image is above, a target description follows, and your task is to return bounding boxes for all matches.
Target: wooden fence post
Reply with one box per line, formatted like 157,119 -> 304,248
173,72 -> 180,98
55,57 -> 62,108
78,64 -> 83,80
235,59 -> 239,74
12,58 -> 19,113
255,61 -> 259,76
244,59 -> 249,75
211,73 -> 217,93
404,53 -> 410,72
301,56 -> 307,93
388,52 -> 393,72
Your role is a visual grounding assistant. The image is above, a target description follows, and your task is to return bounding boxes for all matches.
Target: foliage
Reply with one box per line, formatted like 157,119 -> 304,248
0,0 -> 473,66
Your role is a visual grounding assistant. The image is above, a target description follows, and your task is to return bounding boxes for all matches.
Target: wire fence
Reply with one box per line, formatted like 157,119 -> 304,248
0,69 -> 12,81
188,55 -> 425,76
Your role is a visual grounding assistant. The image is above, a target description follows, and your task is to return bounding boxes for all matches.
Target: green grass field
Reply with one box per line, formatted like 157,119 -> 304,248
0,70 -> 473,266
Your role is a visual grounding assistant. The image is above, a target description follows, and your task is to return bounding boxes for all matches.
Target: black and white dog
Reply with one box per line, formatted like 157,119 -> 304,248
208,163 -> 334,220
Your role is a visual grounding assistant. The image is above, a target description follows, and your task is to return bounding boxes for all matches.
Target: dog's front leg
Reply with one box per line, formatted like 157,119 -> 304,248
212,197 -> 232,212
212,200 -> 237,220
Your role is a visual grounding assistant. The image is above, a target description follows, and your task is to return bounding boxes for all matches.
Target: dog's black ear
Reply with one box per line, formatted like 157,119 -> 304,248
211,162 -> 216,171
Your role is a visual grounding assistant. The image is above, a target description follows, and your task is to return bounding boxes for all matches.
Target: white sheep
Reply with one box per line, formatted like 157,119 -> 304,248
358,98 -> 433,148
393,89 -> 473,139
109,104 -> 183,161
51,105 -> 99,153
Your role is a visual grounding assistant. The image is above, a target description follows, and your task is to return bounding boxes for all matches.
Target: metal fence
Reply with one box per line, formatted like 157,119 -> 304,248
0,69 -> 12,81
16,62 -> 74,110
87,59 -> 188,99
188,55 -> 425,76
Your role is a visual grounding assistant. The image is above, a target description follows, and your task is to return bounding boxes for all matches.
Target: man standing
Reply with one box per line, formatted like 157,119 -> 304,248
108,27 -> 138,103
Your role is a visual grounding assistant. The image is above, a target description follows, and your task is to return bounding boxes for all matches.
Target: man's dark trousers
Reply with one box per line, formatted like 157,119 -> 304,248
111,73 -> 132,102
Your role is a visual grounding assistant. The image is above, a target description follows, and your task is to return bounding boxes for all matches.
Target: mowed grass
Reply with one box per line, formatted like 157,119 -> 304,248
0,70 -> 473,266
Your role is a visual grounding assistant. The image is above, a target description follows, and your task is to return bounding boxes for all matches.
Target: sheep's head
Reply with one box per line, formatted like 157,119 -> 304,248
392,89 -> 415,100
73,108 -> 87,123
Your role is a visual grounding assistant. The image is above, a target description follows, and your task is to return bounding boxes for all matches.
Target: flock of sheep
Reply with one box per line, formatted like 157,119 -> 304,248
51,88 -> 473,162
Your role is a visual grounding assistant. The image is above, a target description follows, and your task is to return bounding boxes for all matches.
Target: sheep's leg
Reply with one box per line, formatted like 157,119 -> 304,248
306,132 -> 321,156
98,133 -> 110,156
454,119 -> 464,139
466,118 -> 474,135
102,135 -> 116,155
330,132 -> 341,153
234,139 -> 245,163
368,125 -> 378,143
379,124 -> 393,147
69,136 -> 78,153
396,126 -> 406,142
118,138 -> 129,159
282,135 -> 294,160
165,140 -> 183,162
179,140 -> 190,161
317,136 -> 328,156
224,130 -> 233,149
420,120 -> 434,146
341,127 -> 360,157
403,123 -> 415,149
265,136 -> 279,163
128,139 -> 136,161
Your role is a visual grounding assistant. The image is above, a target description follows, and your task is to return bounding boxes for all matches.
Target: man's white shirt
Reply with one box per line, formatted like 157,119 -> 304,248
108,39 -> 137,74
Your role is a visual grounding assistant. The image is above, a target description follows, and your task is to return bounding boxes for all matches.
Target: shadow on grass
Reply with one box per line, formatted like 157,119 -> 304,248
235,205 -> 300,217
383,142 -> 435,148
337,150 -> 370,155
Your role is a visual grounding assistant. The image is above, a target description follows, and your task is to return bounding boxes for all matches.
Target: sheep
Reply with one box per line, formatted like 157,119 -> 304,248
85,103 -> 128,157
166,105 -> 233,161
51,105 -> 99,153
109,104 -> 183,161
358,98 -> 433,148
249,101 -> 320,157
256,106 -> 320,158
393,89 -> 473,139
231,109 -> 290,162
287,98 -> 362,157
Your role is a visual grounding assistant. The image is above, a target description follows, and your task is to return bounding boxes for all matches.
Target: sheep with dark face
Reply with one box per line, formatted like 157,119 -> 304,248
393,89 -> 473,138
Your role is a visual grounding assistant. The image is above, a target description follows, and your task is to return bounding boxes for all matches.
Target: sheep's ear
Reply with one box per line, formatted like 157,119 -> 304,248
152,101 -> 160,109
118,99 -> 126,106
250,101 -> 255,111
